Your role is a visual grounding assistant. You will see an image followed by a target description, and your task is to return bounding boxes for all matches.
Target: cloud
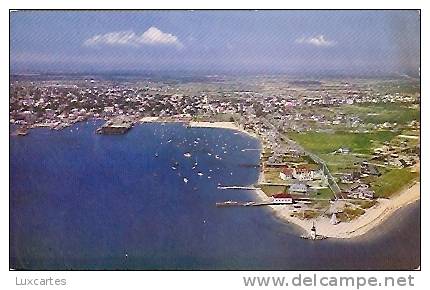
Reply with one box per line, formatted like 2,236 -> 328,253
83,27 -> 183,48
296,35 -> 336,47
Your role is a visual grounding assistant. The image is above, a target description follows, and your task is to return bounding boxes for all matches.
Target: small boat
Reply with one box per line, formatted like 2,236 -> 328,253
155,153 -> 159,157
183,178 -> 189,183
215,155 -> 221,159
167,139 -> 172,143
207,176 -> 212,179
198,172 -> 204,176
208,153 -> 212,156
184,152 -> 192,158
15,127 -> 29,136
172,166 -> 177,170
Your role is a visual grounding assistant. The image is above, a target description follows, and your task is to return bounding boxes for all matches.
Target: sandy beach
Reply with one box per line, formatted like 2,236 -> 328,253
256,182 -> 420,239
188,121 -> 258,139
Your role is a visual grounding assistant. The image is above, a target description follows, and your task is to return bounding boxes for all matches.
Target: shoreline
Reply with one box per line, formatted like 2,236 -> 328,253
188,121 -> 258,139
186,120 -> 420,240
15,119 -> 420,240
255,182 -> 420,239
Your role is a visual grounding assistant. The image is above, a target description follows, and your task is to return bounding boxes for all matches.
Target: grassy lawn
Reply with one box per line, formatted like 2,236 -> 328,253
312,188 -> 334,200
292,210 -> 320,220
351,200 -> 378,210
263,168 -> 289,184
371,168 -> 419,198
258,184 -> 287,197
337,204 -> 366,222
289,130 -> 397,155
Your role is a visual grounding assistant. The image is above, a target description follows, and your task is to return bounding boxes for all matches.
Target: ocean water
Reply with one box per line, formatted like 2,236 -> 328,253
10,121 -> 420,270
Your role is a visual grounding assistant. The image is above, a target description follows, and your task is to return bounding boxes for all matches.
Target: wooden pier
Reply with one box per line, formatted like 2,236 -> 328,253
215,200 -> 286,207
217,186 -> 257,190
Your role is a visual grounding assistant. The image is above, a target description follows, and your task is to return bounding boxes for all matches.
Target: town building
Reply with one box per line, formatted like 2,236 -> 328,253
289,183 -> 308,194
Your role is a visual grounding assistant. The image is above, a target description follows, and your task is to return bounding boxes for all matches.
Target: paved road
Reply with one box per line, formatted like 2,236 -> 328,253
262,118 -> 342,199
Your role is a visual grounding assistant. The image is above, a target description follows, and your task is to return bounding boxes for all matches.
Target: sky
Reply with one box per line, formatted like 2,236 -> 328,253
10,10 -> 420,75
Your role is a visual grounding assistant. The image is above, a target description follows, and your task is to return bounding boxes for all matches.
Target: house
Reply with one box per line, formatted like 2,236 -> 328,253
339,171 -> 361,184
271,193 -> 294,204
279,167 -> 294,180
347,184 -> 375,200
289,183 -> 308,193
336,147 -> 351,154
360,162 -> 381,176
293,164 -> 324,181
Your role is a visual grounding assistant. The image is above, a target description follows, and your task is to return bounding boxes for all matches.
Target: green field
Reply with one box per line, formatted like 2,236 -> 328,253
314,187 -> 334,199
289,130 -> 397,155
317,153 -> 364,174
338,103 -> 420,125
371,168 -> 419,198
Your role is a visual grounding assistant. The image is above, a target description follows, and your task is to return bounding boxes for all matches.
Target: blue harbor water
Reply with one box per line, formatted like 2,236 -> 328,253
10,121 -> 420,270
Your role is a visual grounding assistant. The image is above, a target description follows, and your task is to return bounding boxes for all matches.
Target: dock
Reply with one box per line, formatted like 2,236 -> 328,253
216,201 -> 261,207
96,116 -> 133,134
300,234 -> 327,240
215,200 -> 289,207
217,186 -> 257,190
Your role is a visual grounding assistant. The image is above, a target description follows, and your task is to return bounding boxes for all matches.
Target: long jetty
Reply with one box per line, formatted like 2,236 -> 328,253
217,186 -> 257,190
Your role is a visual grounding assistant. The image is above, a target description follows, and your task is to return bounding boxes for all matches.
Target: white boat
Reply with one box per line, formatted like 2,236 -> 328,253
184,152 -> 192,158
198,172 -> 204,176
172,166 -> 177,170
208,153 -> 212,156
183,178 -> 189,183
